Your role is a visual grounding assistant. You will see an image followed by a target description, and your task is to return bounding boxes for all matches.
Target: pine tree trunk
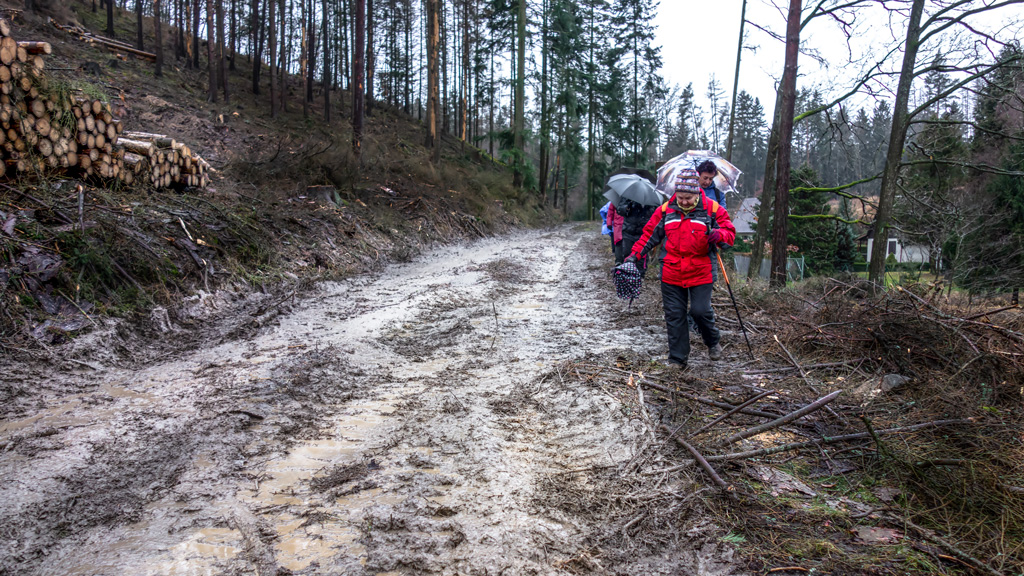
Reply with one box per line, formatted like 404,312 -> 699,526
251,0 -> 261,94
307,0 -> 316,105
301,0 -> 309,118
192,0 -> 200,68
352,0 -> 365,156
107,0 -> 116,37
217,0 -> 227,102
366,0 -> 375,116
586,2 -> 595,217
512,0 -> 525,188
488,48 -> 494,157
207,0 -> 217,102
426,0 -> 440,163
136,0 -> 144,49
632,3 -> 639,165
279,0 -> 288,113
460,0 -> 468,149
539,0 -> 549,202
769,0 -> 802,288
748,91 -> 781,280
441,1 -> 448,135
269,0 -> 277,116
229,0 -> 236,71
176,0 -> 185,60
725,0 -> 746,162
404,2 -> 411,114
155,0 -> 164,76
868,0 -> 925,288
323,0 -> 330,121
342,0 -> 350,91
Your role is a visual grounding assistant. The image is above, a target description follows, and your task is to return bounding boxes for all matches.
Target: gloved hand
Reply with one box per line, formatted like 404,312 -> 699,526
708,229 -> 728,249
624,254 -> 638,266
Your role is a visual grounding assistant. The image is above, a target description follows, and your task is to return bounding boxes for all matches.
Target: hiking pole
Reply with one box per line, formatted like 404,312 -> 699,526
715,249 -> 754,359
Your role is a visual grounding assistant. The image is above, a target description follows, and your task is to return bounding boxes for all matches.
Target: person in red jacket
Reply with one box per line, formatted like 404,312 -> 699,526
606,202 -> 625,264
625,169 -> 736,368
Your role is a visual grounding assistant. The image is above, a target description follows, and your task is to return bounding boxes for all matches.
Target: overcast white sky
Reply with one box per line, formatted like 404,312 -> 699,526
652,0 -> 1024,124
653,0 -> 784,114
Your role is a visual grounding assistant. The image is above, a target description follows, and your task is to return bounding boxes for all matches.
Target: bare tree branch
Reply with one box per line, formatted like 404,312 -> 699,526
909,54 -> 1024,119
919,0 -> 1024,45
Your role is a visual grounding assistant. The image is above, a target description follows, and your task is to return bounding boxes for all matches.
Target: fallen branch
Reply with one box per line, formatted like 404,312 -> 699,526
489,302 -> 498,350
713,391 -> 841,447
637,378 -> 783,420
774,334 -> 811,386
706,419 -> 974,462
672,433 -> 733,494
745,359 -> 870,374
690,389 -> 775,437
964,305 -> 1019,321
894,515 -> 1004,576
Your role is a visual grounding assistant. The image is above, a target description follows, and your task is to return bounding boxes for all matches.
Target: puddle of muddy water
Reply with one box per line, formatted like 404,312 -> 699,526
0,383 -> 166,438
163,391 -> 421,572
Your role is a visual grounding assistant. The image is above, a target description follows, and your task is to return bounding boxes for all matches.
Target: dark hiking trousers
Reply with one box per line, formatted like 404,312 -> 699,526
662,281 -> 719,365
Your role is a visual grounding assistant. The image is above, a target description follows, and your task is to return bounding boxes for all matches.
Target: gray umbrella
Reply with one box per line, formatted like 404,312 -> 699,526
603,174 -> 666,207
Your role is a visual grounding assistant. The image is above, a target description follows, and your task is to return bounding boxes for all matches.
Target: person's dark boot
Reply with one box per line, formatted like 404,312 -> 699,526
665,357 -> 688,370
708,343 -> 723,361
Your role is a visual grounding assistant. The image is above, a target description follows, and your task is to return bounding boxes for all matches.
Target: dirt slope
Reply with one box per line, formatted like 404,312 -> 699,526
1,2 -> 552,365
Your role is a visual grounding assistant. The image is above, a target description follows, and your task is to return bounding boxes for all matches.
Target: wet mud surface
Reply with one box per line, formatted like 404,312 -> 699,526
0,225 -> 745,575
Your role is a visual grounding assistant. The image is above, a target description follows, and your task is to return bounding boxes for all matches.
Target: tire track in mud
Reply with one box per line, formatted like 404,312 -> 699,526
0,225 -> 745,575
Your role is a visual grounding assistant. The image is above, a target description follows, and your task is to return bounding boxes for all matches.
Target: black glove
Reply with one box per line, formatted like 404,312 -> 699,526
624,254 -> 638,266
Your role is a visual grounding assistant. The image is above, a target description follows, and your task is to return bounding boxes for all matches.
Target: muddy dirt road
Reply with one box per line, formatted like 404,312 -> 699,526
1,225 -> 743,575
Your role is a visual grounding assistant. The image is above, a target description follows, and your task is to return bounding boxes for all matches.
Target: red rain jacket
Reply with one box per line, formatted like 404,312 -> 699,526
629,192 -> 736,288
606,203 -> 625,243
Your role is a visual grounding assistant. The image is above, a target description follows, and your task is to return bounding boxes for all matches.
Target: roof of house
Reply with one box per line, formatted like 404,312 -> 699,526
732,197 -> 760,235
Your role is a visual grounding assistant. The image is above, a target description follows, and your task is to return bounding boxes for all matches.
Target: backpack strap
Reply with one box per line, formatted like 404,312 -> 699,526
707,199 -> 720,230
661,201 -> 670,214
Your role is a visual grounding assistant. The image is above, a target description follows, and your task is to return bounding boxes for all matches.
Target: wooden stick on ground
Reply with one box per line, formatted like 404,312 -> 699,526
705,419 -> 974,462
774,334 -> 811,386
690,389 -> 775,438
713,390 -> 842,448
675,435 -> 733,494
746,359 -> 870,374
894,516 -> 1004,576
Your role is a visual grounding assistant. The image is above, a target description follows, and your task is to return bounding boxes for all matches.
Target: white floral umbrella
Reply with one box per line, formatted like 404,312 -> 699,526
656,150 -> 742,198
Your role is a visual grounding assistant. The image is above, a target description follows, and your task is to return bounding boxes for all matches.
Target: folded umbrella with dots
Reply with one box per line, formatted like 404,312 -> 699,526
612,261 -> 644,306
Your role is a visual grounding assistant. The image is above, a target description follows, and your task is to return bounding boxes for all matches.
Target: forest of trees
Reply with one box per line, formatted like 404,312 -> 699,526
90,0 -> 669,217
67,0 -> 1024,292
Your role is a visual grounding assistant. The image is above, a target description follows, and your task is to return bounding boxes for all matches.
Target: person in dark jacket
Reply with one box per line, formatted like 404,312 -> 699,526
625,169 -> 735,368
618,197 -> 657,275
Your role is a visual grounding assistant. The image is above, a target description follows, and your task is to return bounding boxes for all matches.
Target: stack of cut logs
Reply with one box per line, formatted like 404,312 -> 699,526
0,18 -> 208,189
120,132 -> 211,188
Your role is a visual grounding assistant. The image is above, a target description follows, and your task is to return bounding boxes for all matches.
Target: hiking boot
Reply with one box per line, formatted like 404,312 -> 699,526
708,343 -> 723,361
664,357 -> 688,370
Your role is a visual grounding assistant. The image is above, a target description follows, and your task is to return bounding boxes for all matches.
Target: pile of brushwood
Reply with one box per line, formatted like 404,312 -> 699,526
560,278 -> 1022,575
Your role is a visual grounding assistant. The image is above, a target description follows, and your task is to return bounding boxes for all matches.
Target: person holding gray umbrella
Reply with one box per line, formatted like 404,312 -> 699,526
603,169 -> 665,269
624,169 -> 736,369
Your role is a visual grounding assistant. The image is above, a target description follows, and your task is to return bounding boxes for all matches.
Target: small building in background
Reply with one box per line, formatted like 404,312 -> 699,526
731,197 -> 760,239
860,228 -> 931,265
